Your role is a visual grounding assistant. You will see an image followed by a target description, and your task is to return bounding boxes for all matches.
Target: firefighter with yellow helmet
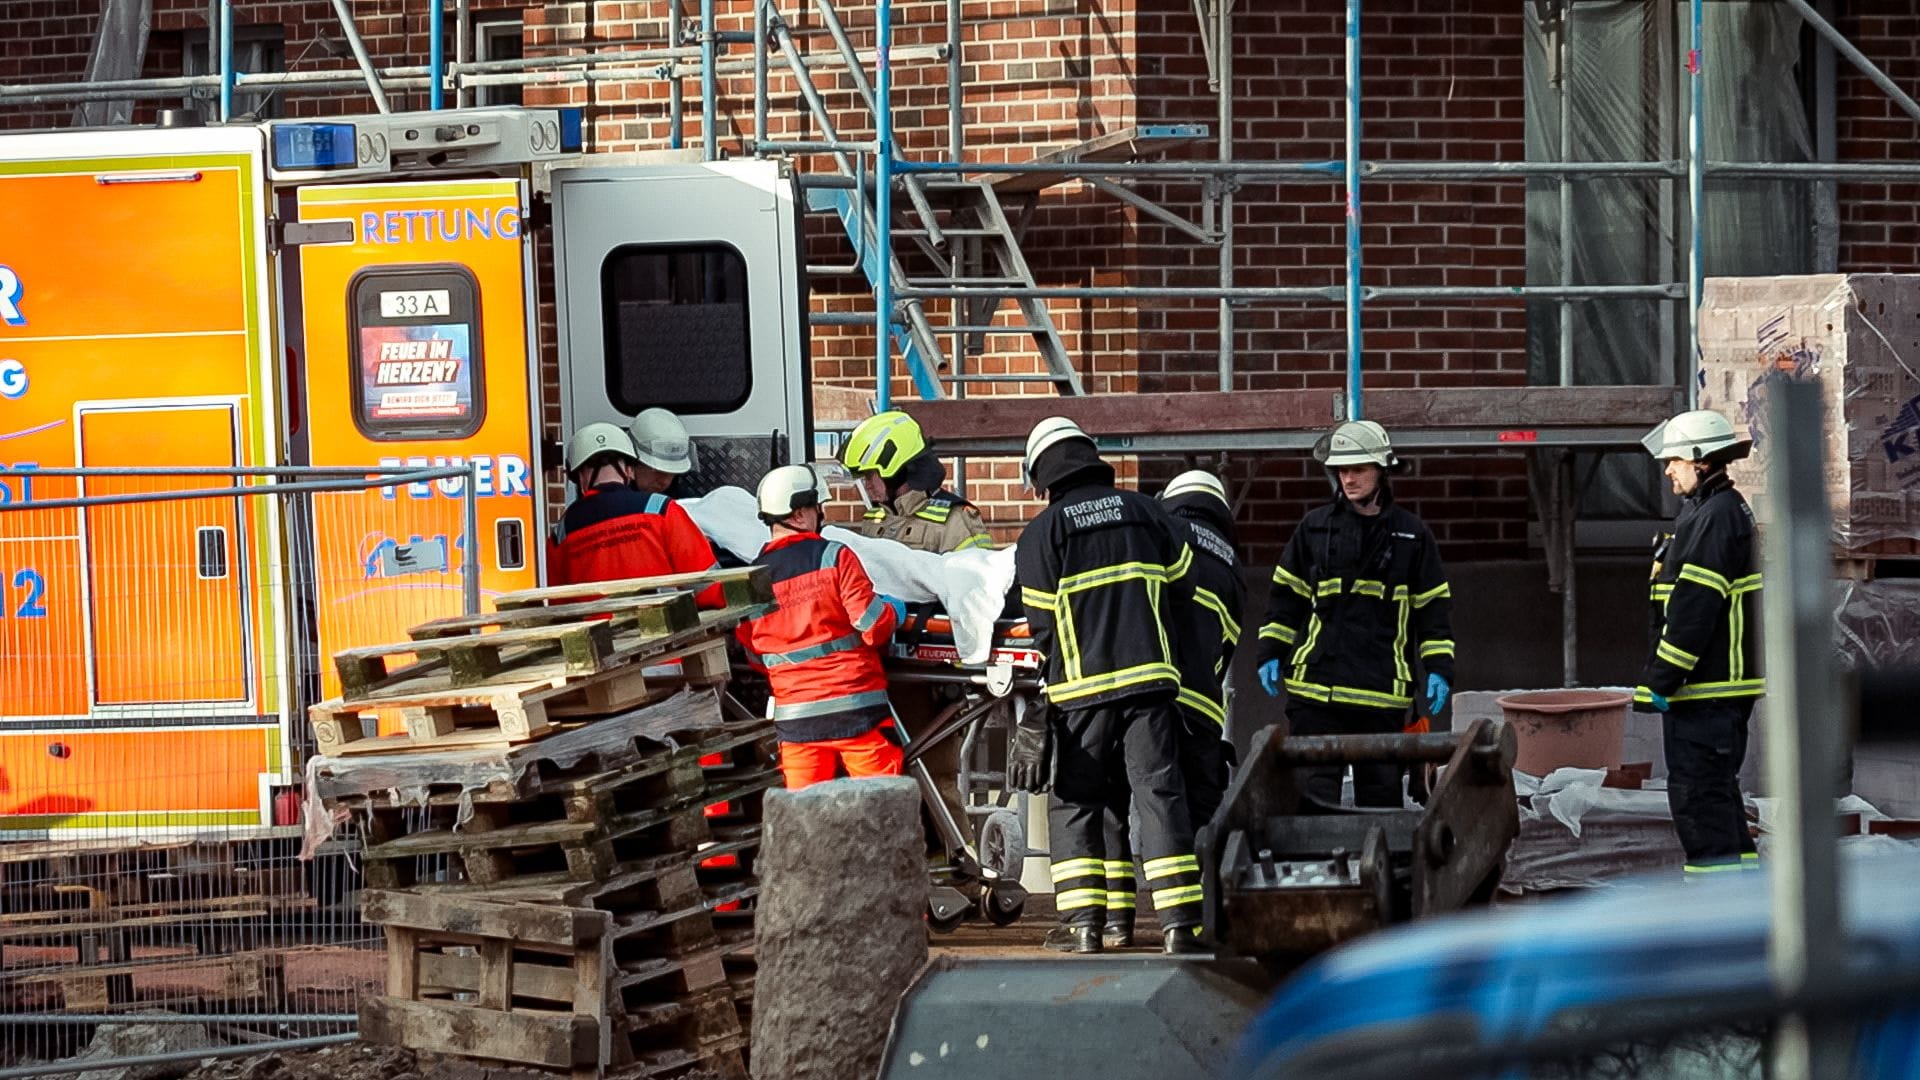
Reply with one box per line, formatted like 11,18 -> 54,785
1637,409 -> 1764,876
841,410 -> 994,553
1254,420 -> 1455,808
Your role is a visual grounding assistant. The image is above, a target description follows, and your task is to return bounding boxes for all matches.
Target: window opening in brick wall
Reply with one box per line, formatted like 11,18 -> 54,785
183,25 -> 286,120
1525,0 -> 1817,522
600,243 -> 753,415
472,17 -> 524,107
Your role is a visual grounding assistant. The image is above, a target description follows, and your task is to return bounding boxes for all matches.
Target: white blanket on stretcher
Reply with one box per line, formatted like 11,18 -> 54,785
681,487 -> 1017,665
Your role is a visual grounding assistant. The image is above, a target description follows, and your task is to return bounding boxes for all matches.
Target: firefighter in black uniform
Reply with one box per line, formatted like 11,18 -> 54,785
1088,469 -> 1248,949
1006,417 -> 1207,955
1636,409 -> 1765,876
1255,421 -> 1455,808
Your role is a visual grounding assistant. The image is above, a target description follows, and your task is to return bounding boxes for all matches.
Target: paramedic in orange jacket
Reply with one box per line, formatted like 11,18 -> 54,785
546,422 -> 724,606
736,465 -> 905,789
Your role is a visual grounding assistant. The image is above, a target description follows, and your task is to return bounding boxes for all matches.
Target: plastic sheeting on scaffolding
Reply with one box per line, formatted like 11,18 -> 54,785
1522,0 -> 1817,519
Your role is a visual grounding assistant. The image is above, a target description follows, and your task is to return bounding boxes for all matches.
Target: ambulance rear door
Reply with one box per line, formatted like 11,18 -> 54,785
287,178 -> 542,699
552,160 -> 810,495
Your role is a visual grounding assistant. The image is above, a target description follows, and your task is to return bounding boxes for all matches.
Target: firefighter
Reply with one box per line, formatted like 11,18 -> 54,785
1092,469 -> 1248,950
1254,421 -> 1455,808
842,410 -> 994,552
736,465 -> 906,790
1008,417 -> 1206,955
1636,410 -> 1764,876
840,409 -> 989,875
546,422 -> 724,602
628,407 -> 700,494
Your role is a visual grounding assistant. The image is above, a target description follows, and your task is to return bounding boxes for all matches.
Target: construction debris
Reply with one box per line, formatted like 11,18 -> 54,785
307,570 -> 781,1080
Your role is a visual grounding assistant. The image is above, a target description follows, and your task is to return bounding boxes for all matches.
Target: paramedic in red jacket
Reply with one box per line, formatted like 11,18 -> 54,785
546,422 -> 724,606
736,465 -> 905,789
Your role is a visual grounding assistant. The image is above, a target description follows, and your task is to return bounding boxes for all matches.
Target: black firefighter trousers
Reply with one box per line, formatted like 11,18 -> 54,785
1049,695 -> 1203,930
1664,697 -> 1758,873
1100,707 -> 1230,929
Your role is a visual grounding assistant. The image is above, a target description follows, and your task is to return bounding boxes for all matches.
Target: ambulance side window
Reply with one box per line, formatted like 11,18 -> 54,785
348,265 -> 486,442
600,243 -> 751,415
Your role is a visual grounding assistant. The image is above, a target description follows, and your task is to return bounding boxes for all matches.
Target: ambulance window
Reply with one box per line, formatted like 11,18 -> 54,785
601,243 -> 751,415
348,266 -> 486,441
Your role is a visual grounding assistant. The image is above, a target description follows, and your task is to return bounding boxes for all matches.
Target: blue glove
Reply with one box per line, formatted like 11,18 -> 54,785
1646,690 -> 1670,713
1426,673 -> 1450,716
880,595 -> 909,624
1258,659 -> 1283,697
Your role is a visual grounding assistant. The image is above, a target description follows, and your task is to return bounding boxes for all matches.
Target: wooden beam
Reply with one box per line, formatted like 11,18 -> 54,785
903,386 -> 1680,442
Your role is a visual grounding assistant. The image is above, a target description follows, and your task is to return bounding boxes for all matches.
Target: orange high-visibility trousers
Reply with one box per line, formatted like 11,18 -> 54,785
778,729 -> 904,790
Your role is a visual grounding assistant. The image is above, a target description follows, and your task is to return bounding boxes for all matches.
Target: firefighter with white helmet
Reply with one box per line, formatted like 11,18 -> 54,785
1008,416 -> 1207,955
628,408 -> 699,490
547,421 -> 723,601
1088,468 -> 1248,950
1637,409 -> 1764,876
842,410 -> 993,553
734,465 -> 905,789
1253,420 -> 1456,808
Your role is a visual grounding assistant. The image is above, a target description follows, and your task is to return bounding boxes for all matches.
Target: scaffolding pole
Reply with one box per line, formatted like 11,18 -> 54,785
701,0 -> 719,158
217,0 -> 233,120
1686,0 -> 1704,406
430,0 -> 445,109
875,0 -> 896,412
1215,0 -> 1235,393
1343,0 -> 1363,420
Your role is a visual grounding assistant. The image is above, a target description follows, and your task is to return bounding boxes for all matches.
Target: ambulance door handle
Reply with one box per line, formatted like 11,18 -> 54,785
196,527 -> 230,580
496,520 -> 526,571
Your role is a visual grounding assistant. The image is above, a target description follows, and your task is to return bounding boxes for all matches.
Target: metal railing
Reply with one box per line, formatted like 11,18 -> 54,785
0,465 -> 475,1071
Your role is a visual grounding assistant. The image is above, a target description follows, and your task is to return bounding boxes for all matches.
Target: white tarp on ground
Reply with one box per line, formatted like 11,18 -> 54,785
1506,768 -> 1906,893
681,487 -> 1017,665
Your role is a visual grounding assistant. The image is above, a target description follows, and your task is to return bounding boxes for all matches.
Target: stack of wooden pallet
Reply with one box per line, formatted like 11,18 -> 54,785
306,568 -> 779,1080
0,836 -> 309,1013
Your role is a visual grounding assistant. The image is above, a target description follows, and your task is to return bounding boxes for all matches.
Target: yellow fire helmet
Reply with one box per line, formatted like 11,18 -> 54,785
841,411 -> 929,480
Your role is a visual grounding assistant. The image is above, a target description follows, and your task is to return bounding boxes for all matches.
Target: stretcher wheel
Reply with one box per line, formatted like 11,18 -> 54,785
979,887 -> 1025,927
927,902 -> 968,934
977,809 -> 1026,881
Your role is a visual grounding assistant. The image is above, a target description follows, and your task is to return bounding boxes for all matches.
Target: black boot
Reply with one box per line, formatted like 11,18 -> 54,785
1161,925 -> 1207,956
1102,916 -> 1135,949
1043,925 -> 1103,954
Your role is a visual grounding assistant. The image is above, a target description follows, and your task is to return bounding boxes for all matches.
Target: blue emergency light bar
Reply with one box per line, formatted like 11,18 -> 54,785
558,108 -> 584,153
272,123 -> 357,171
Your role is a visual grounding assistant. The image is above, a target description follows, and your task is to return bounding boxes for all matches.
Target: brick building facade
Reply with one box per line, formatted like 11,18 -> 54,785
4,0 -> 1917,563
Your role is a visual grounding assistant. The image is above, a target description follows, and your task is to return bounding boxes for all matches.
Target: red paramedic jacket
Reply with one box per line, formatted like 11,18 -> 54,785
546,484 -> 725,607
736,531 -> 897,742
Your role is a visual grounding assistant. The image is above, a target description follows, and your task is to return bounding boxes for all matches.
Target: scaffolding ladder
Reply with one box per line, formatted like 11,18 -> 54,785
762,0 -> 1082,399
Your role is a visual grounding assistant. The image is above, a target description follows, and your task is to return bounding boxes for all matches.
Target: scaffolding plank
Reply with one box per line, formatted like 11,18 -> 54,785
904,386 -> 1680,443
986,125 -> 1209,195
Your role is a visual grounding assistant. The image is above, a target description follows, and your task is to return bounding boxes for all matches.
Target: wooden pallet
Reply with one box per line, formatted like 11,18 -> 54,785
491,567 -> 773,614
312,693 -> 768,808
310,633 -> 735,756
361,889 -> 746,1078
354,765 -> 774,891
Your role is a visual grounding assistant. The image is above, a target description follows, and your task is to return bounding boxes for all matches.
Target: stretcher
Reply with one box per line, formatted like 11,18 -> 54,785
885,611 -> 1043,931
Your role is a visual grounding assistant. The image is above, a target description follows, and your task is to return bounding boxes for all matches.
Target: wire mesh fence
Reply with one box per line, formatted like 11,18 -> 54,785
0,466 -> 476,1070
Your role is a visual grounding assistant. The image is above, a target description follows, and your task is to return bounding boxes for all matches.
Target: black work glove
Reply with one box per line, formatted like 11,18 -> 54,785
1006,699 -> 1054,794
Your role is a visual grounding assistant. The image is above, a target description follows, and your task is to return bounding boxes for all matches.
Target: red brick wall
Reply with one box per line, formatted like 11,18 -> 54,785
1834,2 -> 1920,271
5,0 -> 1920,558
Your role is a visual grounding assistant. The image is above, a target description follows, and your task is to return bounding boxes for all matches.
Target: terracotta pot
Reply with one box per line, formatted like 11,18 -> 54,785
1495,689 -> 1633,777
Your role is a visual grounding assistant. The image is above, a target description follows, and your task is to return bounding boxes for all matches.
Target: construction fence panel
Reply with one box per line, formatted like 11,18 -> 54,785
0,466 -> 477,1072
